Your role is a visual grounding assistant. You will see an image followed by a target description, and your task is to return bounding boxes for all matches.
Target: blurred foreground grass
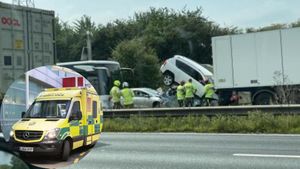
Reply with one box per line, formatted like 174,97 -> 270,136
103,112 -> 300,133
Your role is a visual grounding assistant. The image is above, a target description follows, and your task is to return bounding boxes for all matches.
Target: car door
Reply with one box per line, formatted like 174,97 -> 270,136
175,59 -> 205,97
133,90 -> 149,108
133,90 -> 143,108
142,91 -> 153,107
139,91 -> 152,108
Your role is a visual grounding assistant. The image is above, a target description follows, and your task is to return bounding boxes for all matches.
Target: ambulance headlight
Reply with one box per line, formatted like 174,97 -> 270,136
45,128 -> 60,139
9,130 -> 14,137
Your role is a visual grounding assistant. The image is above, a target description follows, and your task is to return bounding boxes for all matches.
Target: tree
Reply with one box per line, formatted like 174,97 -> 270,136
291,20 -> 300,28
246,23 -> 288,33
91,7 -> 238,64
55,17 -> 76,62
273,71 -> 298,104
112,38 -> 162,88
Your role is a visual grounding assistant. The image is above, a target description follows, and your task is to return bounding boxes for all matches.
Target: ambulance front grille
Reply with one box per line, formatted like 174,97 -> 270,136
15,130 -> 43,141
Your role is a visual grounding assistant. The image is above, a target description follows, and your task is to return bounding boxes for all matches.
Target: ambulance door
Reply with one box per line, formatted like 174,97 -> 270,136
92,99 -> 100,134
91,97 -> 101,143
69,98 -> 84,149
86,96 -> 94,145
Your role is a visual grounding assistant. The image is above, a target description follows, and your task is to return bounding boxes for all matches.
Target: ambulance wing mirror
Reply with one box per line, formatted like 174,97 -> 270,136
21,112 -> 26,118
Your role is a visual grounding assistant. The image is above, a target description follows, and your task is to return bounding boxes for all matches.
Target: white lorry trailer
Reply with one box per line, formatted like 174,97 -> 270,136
0,2 -> 55,99
212,27 -> 300,105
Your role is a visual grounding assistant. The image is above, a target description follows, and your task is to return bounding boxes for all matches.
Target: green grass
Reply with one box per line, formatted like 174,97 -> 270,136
103,112 -> 300,133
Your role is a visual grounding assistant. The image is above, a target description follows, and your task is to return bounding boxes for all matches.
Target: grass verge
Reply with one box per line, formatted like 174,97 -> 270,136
103,112 -> 300,133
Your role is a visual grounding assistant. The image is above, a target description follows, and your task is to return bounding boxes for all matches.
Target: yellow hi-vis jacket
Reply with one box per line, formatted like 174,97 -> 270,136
110,86 -> 121,103
204,83 -> 215,99
176,85 -> 185,100
121,88 -> 134,105
184,82 -> 196,98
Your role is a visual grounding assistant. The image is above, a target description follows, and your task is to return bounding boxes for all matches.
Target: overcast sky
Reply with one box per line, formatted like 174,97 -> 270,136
1,0 -> 300,28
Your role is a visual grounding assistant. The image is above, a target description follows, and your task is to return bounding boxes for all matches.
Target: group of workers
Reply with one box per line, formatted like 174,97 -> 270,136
176,78 -> 217,107
109,80 -> 134,109
110,78 -> 217,109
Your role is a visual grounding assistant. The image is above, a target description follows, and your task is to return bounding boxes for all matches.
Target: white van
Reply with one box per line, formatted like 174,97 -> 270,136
160,55 -> 213,97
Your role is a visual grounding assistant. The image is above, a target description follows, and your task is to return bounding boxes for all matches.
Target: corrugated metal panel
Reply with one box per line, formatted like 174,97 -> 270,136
0,2 -> 55,94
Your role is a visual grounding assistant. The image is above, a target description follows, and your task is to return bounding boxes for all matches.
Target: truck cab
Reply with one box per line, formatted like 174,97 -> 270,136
10,87 -> 103,161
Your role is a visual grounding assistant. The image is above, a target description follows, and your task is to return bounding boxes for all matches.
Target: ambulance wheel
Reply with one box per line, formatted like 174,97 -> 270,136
61,140 -> 71,161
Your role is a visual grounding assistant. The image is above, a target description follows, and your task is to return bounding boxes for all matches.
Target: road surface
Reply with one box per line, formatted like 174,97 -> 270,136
69,133 -> 300,169
2,132 -> 300,169
0,133 -> 90,168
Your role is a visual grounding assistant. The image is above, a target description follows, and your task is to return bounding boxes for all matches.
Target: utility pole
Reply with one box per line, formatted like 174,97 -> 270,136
86,31 -> 92,60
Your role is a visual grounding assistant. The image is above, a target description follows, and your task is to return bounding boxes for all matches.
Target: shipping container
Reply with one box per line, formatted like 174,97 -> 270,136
0,2 -> 55,96
212,27 -> 300,105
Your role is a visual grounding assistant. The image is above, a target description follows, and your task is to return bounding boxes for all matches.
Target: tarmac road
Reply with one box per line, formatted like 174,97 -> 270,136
69,133 -> 300,169
2,133 -> 300,169
23,146 -> 91,168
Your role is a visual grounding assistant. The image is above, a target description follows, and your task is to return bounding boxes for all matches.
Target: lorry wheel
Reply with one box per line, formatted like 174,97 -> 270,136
253,92 -> 274,105
163,73 -> 174,86
61,140 -> 71,161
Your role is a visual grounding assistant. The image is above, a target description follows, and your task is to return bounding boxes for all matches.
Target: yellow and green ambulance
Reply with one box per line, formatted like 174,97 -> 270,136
10,87 -> 103,161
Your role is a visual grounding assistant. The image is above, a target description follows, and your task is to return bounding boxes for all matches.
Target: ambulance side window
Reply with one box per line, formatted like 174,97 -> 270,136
92,101 -> 97,118
70,101 -> 82,120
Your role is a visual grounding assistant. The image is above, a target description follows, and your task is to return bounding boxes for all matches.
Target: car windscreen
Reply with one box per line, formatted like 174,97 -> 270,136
25,100 -> 71,118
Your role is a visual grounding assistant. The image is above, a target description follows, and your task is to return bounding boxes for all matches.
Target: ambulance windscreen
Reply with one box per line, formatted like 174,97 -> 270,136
25,100 -> 71,118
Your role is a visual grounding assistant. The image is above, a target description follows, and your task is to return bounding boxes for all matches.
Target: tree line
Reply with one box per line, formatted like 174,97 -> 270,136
55,7 -> 300,88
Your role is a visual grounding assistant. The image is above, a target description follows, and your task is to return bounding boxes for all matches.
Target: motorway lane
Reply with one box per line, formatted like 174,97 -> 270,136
69,133 -> 300,169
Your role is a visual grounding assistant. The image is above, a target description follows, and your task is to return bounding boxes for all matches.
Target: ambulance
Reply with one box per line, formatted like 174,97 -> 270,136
10,77 -> 103,161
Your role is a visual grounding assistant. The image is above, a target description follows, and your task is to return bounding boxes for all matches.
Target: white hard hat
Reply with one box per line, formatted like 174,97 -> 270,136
122,82 -> 129,88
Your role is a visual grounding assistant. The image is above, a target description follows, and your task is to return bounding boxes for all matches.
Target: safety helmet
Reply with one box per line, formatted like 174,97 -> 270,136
122,82 -> 129,88
114,80 -> 121,87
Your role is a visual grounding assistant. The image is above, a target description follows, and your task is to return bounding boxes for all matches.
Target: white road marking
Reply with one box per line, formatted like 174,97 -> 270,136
233,153 -> 300,159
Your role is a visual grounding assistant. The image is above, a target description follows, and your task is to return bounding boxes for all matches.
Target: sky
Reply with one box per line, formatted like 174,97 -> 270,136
1,0 -> 300,29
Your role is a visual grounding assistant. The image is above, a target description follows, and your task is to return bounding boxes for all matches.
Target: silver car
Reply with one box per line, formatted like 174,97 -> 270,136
131,88 -> 166,108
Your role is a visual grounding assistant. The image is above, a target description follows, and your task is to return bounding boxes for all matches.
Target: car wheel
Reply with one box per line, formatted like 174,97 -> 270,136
153,102 -> 160,108
61,140 -> 71,161
163,73 -> 174,86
